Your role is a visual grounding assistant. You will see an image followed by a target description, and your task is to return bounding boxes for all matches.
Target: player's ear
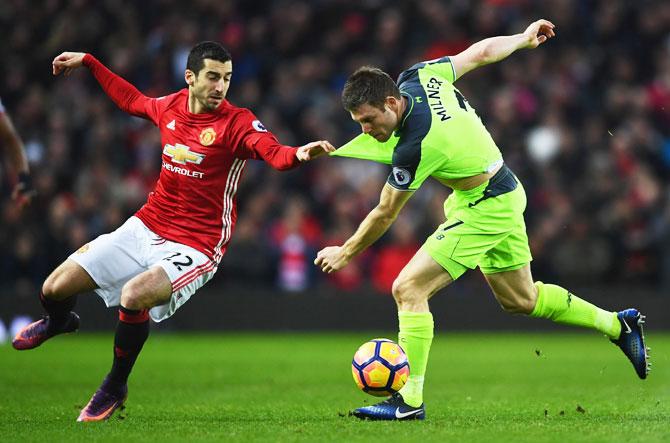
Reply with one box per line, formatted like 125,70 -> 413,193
184,69 -> 195,87
385,96 -> 400,112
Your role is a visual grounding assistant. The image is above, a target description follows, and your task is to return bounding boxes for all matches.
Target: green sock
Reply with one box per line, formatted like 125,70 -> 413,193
531,281 -> 621,339
397,311 -> 434,407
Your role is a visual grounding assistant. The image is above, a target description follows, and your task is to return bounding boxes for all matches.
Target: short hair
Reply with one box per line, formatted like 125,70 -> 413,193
341,66 -> 400,112
186,41 -> 232,75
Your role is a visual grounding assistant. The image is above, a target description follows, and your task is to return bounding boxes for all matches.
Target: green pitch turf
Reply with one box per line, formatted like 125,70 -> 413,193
1,332 -> 668,442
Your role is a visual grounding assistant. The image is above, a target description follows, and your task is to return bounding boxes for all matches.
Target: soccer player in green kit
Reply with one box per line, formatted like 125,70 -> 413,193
315,19 -> 650,420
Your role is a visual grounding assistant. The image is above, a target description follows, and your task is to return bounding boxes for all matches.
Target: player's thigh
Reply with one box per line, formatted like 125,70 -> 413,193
423,218 -> 506,283
479,223 -> 534,312
68,217 -> 148,304
145,240 -> 217,322
393,247 -> 454,301
483,264 -> 536,313
120,266 -> 173,310
42,259 -> 98,300
478,218 -> 532,276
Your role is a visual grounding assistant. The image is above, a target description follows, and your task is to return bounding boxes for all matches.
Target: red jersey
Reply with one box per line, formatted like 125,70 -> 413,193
83,54 -> 300,263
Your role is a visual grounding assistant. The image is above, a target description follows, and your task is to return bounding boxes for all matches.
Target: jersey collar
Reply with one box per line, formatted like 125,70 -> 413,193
394,91 -> 414,136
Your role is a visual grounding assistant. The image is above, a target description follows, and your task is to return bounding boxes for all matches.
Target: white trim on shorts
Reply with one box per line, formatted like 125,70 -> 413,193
69,216 -> 218,322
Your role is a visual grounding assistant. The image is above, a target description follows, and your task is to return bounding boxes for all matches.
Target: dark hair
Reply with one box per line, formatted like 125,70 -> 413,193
341,66 -> 400,112
186,41 -> 232,75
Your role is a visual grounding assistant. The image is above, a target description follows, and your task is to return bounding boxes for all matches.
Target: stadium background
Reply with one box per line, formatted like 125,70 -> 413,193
0,0 -> 669,332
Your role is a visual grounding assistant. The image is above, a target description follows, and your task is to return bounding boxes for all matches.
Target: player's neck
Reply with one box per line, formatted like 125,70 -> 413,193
187,93 -> 209,114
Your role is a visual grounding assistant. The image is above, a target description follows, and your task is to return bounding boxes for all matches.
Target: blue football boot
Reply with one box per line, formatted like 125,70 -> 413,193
610,309 -> 650,379
352,393 -> 425,421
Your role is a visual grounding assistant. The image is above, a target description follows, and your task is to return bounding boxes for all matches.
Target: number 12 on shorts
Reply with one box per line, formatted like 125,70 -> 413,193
163,252 -> 193,271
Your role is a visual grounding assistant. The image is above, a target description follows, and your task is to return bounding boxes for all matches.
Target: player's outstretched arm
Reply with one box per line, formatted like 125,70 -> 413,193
315,183 -> 413,273
450,19 -> 556,80
53,51 -> 155,120
295,140 -> 335,162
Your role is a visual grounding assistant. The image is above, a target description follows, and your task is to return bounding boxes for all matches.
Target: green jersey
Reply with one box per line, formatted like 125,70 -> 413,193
333,57 -> 503,191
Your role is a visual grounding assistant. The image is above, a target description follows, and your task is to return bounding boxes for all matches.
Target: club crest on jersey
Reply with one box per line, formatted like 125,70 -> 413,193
252,120 -> 267,132
199,128 -> 217,146
392,167 -> 411,185
163,143 -> 205,165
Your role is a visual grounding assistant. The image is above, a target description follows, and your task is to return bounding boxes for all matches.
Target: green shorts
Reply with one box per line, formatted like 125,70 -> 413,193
423,165 -> 532,280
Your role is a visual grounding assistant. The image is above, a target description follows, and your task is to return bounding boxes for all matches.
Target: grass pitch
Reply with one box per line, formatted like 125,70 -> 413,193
1,332 -> 668,442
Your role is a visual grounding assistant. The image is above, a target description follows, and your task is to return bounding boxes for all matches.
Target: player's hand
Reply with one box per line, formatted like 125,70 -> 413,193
522,19 -> 556,49
11,172 -> 36,210
296,140 -> 335,162
52,52 -> 87,76
314,246 -> 350,273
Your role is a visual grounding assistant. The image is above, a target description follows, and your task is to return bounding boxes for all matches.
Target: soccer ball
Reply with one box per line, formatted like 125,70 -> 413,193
351,338 -> 410,397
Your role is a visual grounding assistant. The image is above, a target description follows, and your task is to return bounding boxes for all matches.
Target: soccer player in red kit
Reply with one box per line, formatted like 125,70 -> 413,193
12,42 -> 334,422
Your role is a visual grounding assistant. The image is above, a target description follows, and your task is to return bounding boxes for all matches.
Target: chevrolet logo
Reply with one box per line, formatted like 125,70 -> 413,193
163,143 -> 205,165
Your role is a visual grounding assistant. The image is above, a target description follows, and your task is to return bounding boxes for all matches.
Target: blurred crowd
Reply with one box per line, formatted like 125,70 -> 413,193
1,0 -> 669,300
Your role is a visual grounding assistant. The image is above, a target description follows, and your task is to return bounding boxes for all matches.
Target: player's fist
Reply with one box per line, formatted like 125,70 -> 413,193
296,140 -> 335,162
52,52 -> 87,76
315,245 -> 350,273
523,19 -> 556,49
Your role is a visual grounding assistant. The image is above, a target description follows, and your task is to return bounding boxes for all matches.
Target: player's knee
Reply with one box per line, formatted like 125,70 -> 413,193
121,278 -> 170,310
42,271 -> 69,300
120,282 -> 148,310
391,276 -> 423,307
42,261 -> 95,300
391,277 -> 407,303
41,277 -> 57,299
